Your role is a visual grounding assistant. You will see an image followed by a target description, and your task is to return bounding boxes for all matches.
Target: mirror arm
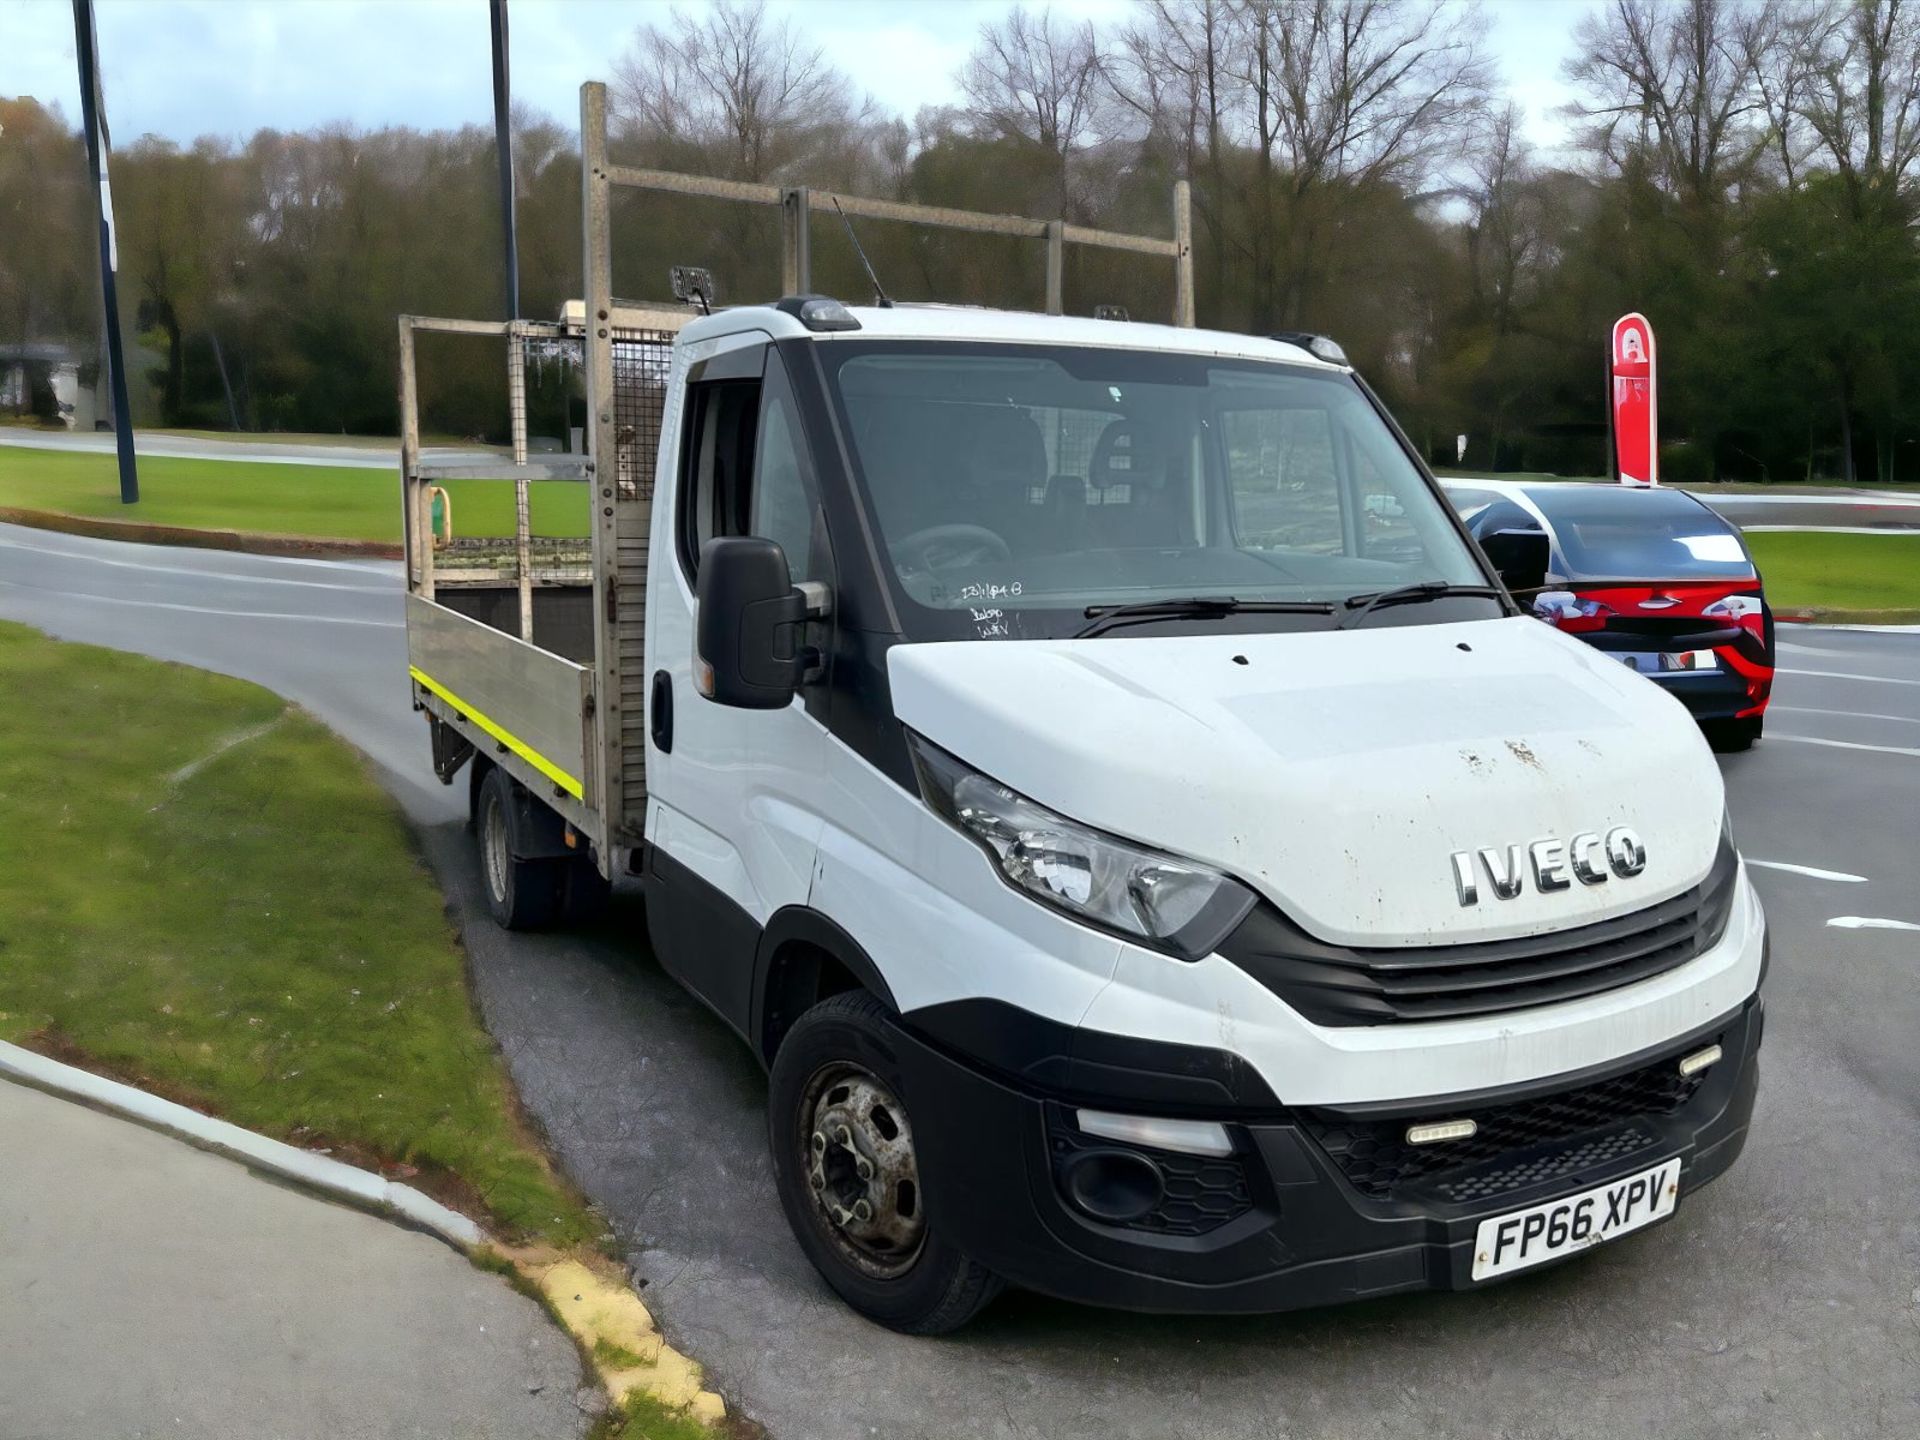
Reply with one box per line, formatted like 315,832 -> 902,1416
795,579 -> 833,619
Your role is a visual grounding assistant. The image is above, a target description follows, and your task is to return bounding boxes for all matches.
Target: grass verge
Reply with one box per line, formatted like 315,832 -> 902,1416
0,444 -> 587,542
1744,531 -> 1920,620
0,620 -> 593,1245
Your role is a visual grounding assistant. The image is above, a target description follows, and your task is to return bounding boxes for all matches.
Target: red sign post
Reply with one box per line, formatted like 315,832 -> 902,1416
1609,313 -> 1657,485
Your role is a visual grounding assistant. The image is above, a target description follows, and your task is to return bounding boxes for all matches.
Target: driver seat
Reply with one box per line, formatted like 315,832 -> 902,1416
1088,421 -> 1184,548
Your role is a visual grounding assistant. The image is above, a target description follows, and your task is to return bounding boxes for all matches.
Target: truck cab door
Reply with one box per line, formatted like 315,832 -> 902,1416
642,337 -> 832,1037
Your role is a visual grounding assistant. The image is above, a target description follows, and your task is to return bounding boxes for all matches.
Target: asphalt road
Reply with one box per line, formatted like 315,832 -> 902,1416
3,521 -> 1916,1440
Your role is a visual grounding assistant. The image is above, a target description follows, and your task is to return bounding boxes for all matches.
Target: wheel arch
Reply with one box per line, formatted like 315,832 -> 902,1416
753,907 -> 900,1067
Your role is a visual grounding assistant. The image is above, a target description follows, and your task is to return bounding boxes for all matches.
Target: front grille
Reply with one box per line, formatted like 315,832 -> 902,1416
1047,1115 -> 1254,1236
1302,1043 -> 1709,1204
1219,837 -> 1738,1026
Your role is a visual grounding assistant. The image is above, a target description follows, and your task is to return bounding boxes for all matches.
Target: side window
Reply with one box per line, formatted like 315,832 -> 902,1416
677,377 -> 760,581
1221,407 -> 1344,554
750,361 -> 824,583
676,352 -> 827,586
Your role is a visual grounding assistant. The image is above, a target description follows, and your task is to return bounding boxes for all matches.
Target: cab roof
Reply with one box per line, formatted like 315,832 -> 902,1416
675,300 -> 1343,371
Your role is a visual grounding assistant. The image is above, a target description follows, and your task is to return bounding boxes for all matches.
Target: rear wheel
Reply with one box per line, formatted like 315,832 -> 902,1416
476,767 -> 562,930
768,991 -> 1003,1334
1704,716 -> 1761,753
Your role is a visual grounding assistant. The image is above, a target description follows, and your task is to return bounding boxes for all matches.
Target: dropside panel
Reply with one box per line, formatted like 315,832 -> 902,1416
405,592 -> 594,807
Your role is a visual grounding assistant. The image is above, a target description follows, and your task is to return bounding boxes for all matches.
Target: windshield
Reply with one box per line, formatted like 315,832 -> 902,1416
1526,489 -> 1756,581
822,341 -> 1490,639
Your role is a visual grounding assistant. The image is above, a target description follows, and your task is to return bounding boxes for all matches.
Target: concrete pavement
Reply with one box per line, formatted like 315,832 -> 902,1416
0,1077 -> 585,1438
5,523 -> 1919,1438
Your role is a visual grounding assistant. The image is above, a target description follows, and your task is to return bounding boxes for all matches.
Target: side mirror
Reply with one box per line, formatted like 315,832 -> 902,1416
1479,527 -> 1550,593
695,537 -> 808,709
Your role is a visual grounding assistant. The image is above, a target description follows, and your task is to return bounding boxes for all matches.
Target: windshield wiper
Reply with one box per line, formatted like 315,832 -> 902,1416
1337,581 -> 1504,631
1076,595 -> 1335,639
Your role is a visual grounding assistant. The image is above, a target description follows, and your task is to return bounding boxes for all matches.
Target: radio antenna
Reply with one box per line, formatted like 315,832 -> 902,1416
832,197 -> 893,309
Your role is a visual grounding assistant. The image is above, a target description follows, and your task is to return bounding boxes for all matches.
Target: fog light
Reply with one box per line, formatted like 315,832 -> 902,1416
1060,1149 -> 1164,1224
1076,1109 -> 1233,1157
1405,1118 -> 1478,1146
1678,1043 -> 1722,1077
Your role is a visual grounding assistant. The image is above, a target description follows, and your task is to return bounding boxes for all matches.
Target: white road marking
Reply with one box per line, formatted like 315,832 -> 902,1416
1775,642 -> 1863,658
0,534 -> 392,591
1826,916 -> 1920,932
1779,668 -> 1920,686
0,578 -> 402,627
1773,734 -> 1920,759
1773,705 -> 1920,726
1746,860 -> 1870,882
1707,492 -> 1920,507
1739,524 -> 1920,533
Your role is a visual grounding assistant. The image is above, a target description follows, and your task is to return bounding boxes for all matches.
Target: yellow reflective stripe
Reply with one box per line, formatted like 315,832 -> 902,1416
408,666 -> 584,799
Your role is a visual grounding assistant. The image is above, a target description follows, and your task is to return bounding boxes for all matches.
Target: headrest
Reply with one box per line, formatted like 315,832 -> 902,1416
1089,420 -> 1163,492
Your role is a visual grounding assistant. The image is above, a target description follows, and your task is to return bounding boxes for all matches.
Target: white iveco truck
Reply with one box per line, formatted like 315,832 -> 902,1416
398,83 -> 1763,1334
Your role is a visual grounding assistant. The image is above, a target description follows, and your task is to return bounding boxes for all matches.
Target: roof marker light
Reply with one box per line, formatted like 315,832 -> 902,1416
796,297 -> 861,332
1405,1118 -> 1478,1146
1270,330 -> 1349,365
1678,1044 -> 1722,1078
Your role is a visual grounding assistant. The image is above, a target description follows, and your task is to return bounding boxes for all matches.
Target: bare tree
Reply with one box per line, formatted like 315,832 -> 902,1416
612,0 -> 869,182
1797,0 -> 1920,206
1565,0 -> 1770,206
1465,102 -> 1545,333
1232,0 -> 1493,326
1741,0 -> 1832,187
959,5 -> 1109,213
1111,1 -> 1241,298
1237,0 -> 1492,194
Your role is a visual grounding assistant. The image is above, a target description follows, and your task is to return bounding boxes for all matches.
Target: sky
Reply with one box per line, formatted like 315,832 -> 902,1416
1,0 -> 1590,155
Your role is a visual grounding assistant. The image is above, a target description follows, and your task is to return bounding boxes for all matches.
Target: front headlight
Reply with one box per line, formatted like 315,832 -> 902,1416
908,734 -> 1256,959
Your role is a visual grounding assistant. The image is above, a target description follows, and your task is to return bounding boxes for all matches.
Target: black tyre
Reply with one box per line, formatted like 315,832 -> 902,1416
1704,716 -> 1761,753
768,991 -> 1003,1334
476,767 -> 562,930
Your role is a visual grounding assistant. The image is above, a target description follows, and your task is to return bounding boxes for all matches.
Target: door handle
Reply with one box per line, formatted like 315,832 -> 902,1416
650,670 -> 673,753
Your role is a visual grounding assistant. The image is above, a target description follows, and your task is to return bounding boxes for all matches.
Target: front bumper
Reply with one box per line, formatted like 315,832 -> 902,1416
893,995 -> 1761,1314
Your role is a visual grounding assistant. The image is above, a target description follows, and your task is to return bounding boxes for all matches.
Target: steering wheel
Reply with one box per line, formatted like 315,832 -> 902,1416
895,523 -> 1013,570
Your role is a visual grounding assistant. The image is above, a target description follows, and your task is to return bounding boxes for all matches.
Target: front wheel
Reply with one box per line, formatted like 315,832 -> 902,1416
768,991 -> 1003,1334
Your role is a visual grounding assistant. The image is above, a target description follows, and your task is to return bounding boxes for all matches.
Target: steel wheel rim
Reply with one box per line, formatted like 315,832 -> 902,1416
482,789 -> 511,903
798,1062 -> 926,1279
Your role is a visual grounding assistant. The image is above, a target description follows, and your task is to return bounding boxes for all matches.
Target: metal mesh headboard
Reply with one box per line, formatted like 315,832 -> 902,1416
611,329 -> 674,501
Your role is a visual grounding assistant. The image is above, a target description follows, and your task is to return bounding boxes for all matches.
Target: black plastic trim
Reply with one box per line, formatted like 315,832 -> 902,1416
752,906 -> 900,1063
903,996 -> 1283,1113
1218,835 -> 1740,1026
642,844 -> 760,1043
777,338 -> 917,791
685,342 -> 769,384
649,670 -> 673,753
884,993 -> 1761,1312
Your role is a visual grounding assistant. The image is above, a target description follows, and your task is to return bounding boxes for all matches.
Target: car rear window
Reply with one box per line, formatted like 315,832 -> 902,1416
1529,490 -> 1754,580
